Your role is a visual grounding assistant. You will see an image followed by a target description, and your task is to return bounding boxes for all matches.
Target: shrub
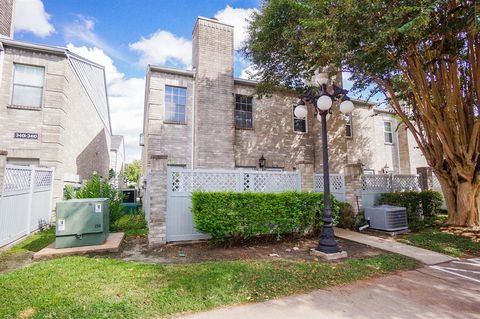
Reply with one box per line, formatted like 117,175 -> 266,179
111,210 -> 147,236
336,202 -> 356,230
379,191 -> 443,224
192,191 -> 340,243
63,174 -> 125,225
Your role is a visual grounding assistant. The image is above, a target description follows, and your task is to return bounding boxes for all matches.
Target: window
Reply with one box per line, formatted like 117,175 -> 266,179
345,113 -> 353,138
235,95 -> 253,129
384,121 -> 393,144
12,64 -> 45,108
165,86 -> 186,123
293,105 -> 307,133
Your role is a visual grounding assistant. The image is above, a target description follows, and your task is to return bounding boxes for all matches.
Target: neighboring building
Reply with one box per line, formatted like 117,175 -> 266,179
0,0 -> 14,39
141,16 -> 427,179
0,1 -> 113,202
110,135 -> 125,187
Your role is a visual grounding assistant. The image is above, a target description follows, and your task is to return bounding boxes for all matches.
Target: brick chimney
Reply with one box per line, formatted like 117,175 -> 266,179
0,0 -> 14,38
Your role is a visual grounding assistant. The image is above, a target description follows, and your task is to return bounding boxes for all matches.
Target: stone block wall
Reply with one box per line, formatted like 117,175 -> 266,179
344,163 -> 363,214
147,155 -> 168,247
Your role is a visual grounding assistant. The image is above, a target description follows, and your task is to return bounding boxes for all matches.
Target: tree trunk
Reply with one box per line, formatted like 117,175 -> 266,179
440,177 -> 480,226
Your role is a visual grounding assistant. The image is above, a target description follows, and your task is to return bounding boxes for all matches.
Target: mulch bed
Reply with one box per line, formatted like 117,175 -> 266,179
105,234 -> 385,264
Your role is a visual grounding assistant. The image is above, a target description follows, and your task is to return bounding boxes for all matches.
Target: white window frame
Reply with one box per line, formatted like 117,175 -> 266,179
11,63 -> 45,109
345,113 -> 353,138
383,120 -> 394,144
292,105 -> 308,133
164,85 -> 187,124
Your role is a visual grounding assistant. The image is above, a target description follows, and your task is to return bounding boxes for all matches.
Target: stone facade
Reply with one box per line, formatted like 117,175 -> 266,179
0,0 -> 14,38
0,40 -> 112,203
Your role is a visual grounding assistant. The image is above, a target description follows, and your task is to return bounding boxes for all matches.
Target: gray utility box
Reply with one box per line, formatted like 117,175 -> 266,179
364,205 -> 408,232
56,198 -> 110,249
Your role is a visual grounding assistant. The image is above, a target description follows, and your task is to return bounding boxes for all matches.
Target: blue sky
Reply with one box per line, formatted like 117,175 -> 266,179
13,0 -> 262,162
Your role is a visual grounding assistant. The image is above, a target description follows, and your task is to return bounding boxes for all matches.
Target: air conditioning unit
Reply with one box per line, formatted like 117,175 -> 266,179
364,205 -> 408,232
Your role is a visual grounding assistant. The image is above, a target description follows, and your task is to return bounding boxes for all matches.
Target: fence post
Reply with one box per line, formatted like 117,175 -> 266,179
295,161 -> 313,191
148,154 -> 168,247
0,150 -> 7,197
417,167 -> 433,191
25,166 -> 36,235
344,163 -> 363,214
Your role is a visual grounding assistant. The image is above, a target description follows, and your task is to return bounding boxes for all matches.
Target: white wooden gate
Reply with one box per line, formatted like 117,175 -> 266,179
0,165 -> 54,247
166,167 -> 301,242
313,174 -> 345,201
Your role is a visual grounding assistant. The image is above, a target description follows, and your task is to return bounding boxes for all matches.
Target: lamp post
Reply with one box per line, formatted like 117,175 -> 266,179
295,83 -> 354,255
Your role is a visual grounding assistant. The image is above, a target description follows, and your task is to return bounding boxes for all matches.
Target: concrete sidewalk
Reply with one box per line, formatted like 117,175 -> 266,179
177,266 -> 480,319
334,228 -> 454,265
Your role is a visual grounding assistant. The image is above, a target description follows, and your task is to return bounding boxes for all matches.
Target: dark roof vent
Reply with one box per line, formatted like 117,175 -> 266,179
210,17 -> 219,21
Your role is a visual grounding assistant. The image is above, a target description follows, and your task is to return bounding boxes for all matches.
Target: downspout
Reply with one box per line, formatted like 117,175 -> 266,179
191,68 -> 196,169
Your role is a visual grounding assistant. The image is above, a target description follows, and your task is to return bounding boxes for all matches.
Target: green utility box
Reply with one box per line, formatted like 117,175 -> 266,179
56,198 -> 110,249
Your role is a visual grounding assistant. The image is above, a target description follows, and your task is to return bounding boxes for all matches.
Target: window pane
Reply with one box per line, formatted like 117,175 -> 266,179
385,132 -> 393,143
384,121 -> 392,132
14,64 -> 45,87
164,86 -> 186,123
235,94 -> 253,128
294,118 -> 306,132
12,85 -> 42,107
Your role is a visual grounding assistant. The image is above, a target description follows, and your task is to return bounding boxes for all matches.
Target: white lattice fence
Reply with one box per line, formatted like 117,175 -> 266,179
361,174 -> 420,208
313,174 -> 345,201
165,168 -> 301,242
0,165 -> 54,247
432,174 -> 442,190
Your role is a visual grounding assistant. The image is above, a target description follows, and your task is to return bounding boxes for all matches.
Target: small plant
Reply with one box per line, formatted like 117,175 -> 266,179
111,209 -> 147,236
64,174 -> 125,225
337,202 -> 356,230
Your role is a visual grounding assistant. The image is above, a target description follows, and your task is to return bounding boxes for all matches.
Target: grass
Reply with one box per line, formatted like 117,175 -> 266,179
398,227 -> 480,258
8,228 -> 55,254
0,254 -> 416,319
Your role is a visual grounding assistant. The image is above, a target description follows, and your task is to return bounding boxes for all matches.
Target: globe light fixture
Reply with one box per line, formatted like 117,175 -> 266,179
294,104 -> 308,118
316,95 -> 333,111
317,112 -> 331,122
339,100 -> 354,114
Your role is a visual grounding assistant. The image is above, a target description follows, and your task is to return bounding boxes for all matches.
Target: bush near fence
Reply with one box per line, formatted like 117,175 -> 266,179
192,191 -> 340,243
379,191 -> 443,224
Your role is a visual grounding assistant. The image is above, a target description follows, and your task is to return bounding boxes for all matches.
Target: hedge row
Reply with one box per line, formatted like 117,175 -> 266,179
379,190 -> 443,223
192,192 -> 340,243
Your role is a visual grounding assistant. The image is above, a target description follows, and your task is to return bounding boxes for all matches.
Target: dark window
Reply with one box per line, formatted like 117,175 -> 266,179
235,95 -> 253,129
165,86 -> 186,123
293,105 -> 307,133
345,113 -> 353,138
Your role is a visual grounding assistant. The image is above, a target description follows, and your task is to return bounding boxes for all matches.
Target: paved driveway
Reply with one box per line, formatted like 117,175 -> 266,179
178,259 -> 480,319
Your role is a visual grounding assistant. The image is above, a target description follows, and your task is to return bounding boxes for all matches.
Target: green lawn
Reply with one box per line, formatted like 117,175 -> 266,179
0,254 -> 416,319
398,228 -> 480,258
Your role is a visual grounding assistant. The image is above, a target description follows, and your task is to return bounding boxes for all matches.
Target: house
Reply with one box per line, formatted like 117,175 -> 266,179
0,0 -> 115,203
141,16 -> 426,178
110,135 -> 125,187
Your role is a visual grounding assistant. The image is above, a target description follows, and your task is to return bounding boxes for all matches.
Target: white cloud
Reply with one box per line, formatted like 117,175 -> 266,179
14,0 -> 55,37
67,44 -> 145,162
63,16 -> 128,63
129,30 -> 192,67
214,6 -> 257,50
239,65 -> 260,80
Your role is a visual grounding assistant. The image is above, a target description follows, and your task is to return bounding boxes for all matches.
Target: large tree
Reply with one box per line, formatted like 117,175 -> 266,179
243,0 -> 479,226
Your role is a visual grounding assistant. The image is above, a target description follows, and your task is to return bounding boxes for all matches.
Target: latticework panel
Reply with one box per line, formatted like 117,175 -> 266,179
362,175 -> 391,191
171,171 -> 238,192
246,172 -> 300,192
313,174 -> 345,192
34,170 -> 54,189
3,167 -> 32,193
392,175 -> 420,191
432,175 -> 442,190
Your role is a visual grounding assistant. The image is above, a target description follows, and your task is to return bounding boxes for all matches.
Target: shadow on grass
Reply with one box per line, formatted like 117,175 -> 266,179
10,228 -> 55,253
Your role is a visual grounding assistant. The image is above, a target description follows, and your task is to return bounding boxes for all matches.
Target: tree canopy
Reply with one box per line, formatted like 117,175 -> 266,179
243,0 -> 480,225
124,160 -> 141,186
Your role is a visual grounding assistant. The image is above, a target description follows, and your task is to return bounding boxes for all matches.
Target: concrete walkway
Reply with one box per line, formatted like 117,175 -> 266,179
177,265 -> 480,319
334,228 -> 454,265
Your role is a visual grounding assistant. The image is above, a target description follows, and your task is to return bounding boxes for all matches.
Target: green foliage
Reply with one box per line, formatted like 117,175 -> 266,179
379,191 -> 443,225
336,202 -> 360,230
192,191 -> 340,243
111,210 -> 148,236
124,160 -> 141,186
0,254 -> 416,318
63,184 -> 76,200
67,174 -> 125,225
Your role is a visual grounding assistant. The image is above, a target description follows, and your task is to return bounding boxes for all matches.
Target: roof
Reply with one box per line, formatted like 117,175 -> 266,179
111,135 -> 124,151
1,38 -> 112,134
148,65 -> 195,77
